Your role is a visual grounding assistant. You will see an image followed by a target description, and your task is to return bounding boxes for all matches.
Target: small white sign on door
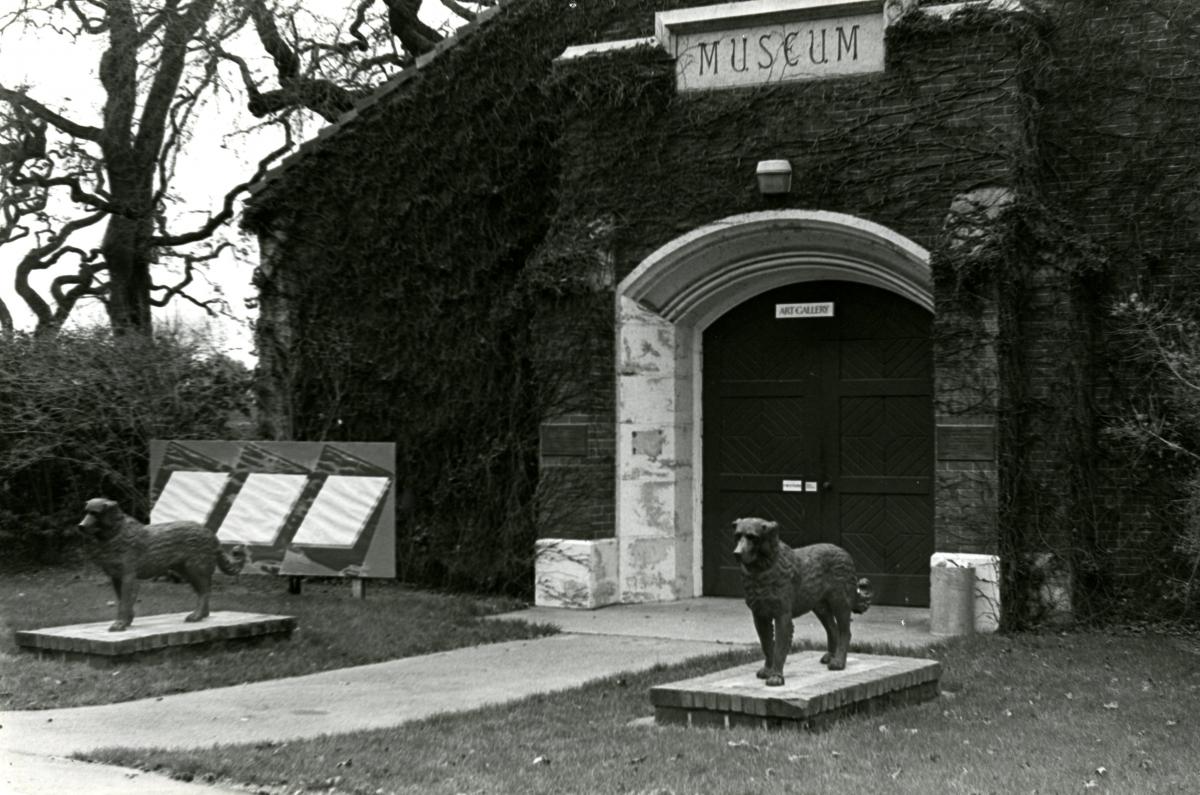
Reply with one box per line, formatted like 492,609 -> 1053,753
782,479 -> 805,492
776,302 -> 834,319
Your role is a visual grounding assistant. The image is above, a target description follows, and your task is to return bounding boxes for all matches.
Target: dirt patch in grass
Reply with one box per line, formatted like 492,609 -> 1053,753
0,567 -> 555,710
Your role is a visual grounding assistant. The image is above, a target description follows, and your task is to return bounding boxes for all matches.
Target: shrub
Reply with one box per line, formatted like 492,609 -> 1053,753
0,324 -> 254,564
1103,292 -> 1200,617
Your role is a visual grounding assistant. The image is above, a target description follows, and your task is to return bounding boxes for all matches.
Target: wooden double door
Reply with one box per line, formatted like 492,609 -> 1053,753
701,281 -> 933,606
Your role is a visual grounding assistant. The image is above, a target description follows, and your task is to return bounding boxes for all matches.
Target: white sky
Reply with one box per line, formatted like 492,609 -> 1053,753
0,1 -> 456,365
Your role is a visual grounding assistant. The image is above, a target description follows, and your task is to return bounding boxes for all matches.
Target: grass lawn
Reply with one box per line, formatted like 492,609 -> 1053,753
88,631 -> 1200,794
0,566 -> 555,710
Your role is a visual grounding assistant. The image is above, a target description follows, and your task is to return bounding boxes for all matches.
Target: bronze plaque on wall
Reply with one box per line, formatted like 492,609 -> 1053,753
540,423 -> 589,457
936,424 -> 995,462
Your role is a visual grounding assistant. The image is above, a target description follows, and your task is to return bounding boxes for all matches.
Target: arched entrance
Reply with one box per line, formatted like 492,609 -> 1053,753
614,211 -> 932,605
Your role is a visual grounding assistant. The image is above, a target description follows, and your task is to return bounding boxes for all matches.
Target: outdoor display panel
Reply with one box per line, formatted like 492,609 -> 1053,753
217,473 -> 309,547
149,440 -> 397,578
151,470 -> 231,525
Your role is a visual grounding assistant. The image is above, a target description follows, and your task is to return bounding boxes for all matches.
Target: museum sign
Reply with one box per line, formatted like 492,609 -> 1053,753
655,0 -> 896,91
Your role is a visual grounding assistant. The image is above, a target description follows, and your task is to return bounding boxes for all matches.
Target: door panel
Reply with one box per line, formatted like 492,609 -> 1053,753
702,281 -> 933,605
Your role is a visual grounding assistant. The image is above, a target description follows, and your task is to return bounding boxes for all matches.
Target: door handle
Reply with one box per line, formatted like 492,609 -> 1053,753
822,481 -> 832,491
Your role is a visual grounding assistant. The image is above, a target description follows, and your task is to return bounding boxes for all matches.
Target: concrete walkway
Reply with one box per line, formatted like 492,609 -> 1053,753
512,597 -> 932,650
1,598 -> 936,794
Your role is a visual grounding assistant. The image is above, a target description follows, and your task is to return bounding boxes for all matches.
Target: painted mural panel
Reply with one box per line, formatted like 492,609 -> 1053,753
151,471 -> 230,525
217,473 -> 308,546
149,440 -> 397,578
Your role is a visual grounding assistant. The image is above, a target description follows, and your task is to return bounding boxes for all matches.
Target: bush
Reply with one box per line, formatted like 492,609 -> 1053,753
1104,292 -> 1200,617
0,324 -> 254,564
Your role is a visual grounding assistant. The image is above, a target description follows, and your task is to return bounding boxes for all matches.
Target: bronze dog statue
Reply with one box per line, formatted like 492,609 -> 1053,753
733,517 -> 872,686
78,497 -> 246,632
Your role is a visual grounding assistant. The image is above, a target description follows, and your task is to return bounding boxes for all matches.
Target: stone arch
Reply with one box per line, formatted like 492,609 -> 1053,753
614,210 -> 932,603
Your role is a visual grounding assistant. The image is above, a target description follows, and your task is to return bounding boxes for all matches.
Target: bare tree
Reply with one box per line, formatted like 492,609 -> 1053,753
0,0 -> 489,335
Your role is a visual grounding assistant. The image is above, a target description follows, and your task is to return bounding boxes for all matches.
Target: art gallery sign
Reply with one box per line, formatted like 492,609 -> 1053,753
654,0 -> 909,92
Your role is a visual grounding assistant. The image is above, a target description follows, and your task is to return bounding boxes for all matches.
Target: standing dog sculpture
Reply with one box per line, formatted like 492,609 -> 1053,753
733,517 -> 872,686
78,498 -> 246,632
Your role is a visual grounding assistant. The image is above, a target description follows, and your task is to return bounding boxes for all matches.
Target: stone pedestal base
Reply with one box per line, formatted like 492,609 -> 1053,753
650,652 -> 941,730
15,611 -> 296,662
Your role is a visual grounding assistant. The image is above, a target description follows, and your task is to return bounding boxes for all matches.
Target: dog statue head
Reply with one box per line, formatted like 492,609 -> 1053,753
732,517 -> 780,569
78,498 -> 122,539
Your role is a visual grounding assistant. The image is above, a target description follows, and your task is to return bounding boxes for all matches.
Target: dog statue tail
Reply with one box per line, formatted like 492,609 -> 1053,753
217,544 -> 248,576
853,577 -> 873,614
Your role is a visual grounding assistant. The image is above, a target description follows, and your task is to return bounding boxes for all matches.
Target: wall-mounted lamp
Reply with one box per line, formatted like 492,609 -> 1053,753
756,159 -> 793,196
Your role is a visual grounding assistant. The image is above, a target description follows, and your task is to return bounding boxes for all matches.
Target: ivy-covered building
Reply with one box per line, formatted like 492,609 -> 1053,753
242,0 -> 1200,627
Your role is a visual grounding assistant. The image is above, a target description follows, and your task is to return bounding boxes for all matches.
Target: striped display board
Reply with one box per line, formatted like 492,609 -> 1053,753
149,441 -> 396,578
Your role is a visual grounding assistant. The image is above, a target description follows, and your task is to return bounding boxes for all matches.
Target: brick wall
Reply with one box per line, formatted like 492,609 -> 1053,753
1035,1 -> 1200,591
535,9 -> 1038,547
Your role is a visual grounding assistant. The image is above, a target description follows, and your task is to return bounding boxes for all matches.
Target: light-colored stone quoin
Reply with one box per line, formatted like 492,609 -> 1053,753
929,552 -> 1000,632
534,538 -> 619,609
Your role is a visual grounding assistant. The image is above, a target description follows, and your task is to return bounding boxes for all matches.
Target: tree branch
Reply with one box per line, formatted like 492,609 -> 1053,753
247,0 -> 301,80
12,171 -> 116,214
150,242 -> 232,312
38,244 -> 97,319
50,253 -> 103,306
0,86 -> 103,142
134,0 -> 217,172
249,80 -> 360,122
13,211 -> 106,330
214,43 -> 265,107
135,0 -> 177,47
0,109 -> 46,167
153,58 -> 218,212
356,51 -> 411,72
439,0 -> 478,22
232,0 -> 362,122
382,0 -> 441,55
60,0 -> 109,34
346,0 -> 375,52
150,119 -> 292,247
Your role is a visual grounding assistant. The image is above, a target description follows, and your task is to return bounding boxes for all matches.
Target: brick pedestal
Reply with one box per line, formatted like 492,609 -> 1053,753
651,652 -> 940,730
